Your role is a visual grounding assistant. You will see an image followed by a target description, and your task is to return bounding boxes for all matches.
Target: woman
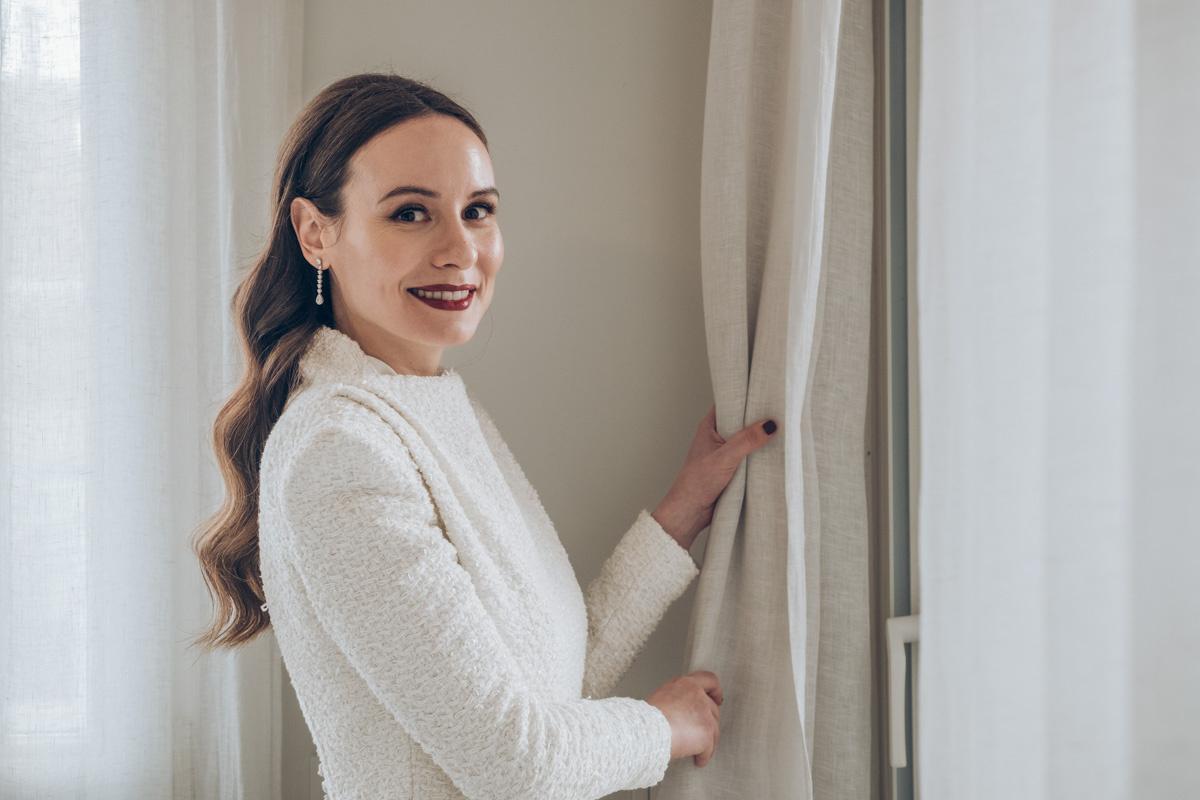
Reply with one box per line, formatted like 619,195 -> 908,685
192,72 -> 778,799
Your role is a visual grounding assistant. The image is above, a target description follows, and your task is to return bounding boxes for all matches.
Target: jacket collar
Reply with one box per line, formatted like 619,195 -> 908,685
297,325 -> 456,386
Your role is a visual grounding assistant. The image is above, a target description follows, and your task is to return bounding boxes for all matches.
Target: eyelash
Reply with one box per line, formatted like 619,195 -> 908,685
390,202 -> 497,223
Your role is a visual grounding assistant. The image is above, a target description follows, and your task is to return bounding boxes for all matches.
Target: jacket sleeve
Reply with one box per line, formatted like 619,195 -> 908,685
280,408 -> 675,800
465,397 -> 701,701
580,508 -> 700,700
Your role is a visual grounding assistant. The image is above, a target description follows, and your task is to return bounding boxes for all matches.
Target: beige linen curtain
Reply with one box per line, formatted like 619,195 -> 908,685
655,0 -> 875,797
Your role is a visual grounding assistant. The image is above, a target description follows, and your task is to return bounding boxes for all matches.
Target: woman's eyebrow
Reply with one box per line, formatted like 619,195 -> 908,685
377,185 -> 500,204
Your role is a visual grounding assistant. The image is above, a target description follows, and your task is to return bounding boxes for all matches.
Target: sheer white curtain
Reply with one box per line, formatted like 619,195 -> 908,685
655,0 -> 875,797
0,0 -> 301,796
916,1 -> 1200,797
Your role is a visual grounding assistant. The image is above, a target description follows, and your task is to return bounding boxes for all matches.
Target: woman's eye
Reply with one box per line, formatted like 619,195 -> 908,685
465,202 -> 497,220
392,205 -> 429,223
391,203 -> 496,223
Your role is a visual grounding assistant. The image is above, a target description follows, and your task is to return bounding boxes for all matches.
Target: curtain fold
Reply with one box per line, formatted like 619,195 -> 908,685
916,1 -> 1200,797
655,0 -> 875,797
0,1 -> 302,796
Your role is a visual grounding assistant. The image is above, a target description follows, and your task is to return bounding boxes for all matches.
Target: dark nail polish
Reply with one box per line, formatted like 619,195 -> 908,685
763,420 -> 777,435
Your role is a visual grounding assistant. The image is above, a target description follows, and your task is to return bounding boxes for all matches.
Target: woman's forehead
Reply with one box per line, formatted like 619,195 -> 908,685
353,116 -> 491,188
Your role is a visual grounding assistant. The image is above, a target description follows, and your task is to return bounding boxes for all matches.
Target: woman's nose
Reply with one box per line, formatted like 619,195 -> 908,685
432,220 -> 478,267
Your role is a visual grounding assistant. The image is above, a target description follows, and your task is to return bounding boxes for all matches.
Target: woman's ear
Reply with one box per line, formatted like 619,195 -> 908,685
290,196 -> 326,262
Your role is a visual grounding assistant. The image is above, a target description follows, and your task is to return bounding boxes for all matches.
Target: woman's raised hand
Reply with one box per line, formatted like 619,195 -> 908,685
651,404 -> 779,550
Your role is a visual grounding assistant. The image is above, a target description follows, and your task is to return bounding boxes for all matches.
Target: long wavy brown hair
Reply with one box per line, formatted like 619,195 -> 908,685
189,72 -> 489,650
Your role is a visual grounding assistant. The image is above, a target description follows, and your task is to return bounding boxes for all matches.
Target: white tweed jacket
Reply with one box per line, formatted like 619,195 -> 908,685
257,325 -> 700,800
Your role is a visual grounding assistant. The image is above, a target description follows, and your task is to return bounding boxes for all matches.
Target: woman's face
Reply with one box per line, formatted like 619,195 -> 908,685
293,114 -> 502,376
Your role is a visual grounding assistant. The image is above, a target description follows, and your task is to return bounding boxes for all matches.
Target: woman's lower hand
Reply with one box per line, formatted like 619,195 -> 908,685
651,404 -> 779,550
645,670 -> 723,766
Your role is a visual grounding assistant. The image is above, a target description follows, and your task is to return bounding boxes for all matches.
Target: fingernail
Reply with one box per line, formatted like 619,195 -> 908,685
762,420 -> 777,435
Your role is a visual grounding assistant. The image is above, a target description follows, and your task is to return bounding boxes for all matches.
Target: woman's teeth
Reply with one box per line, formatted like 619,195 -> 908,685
410,288 -> 472,300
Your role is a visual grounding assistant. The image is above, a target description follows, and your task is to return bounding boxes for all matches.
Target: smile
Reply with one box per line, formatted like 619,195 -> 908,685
407,287 -> 476,311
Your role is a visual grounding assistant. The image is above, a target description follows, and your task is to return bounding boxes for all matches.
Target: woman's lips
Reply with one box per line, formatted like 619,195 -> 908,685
407,287 -> 476,311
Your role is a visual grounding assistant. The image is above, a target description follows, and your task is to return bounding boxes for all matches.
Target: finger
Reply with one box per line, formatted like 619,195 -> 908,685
718,417 -> 779,464
749,417 -> 778,441
704,405 -> 726,443
691,670 -> 719,687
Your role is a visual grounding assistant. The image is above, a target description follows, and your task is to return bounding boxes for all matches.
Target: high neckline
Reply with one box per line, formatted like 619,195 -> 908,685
363,352 -> 452,378
297,325 -> 460,386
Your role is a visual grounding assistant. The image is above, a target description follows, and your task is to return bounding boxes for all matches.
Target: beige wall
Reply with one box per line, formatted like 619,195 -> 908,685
284,1 -> 714,797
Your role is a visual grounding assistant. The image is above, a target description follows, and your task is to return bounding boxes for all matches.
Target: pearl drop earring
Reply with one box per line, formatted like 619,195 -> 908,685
314,257 -> 325,305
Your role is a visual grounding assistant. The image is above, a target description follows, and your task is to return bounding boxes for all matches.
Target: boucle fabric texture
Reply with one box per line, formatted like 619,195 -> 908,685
257,325 -> 701,800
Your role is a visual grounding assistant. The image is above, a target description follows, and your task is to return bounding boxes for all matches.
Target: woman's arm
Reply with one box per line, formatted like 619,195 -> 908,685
466,398 -> 701,700
579,508 -> 700,700
580,403 -> 780,697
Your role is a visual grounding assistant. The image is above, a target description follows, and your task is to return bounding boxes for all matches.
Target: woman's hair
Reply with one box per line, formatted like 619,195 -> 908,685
190,72 -> 488,650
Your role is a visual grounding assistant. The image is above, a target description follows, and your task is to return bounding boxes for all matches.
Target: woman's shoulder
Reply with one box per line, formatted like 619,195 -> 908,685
261,383 -> 416,496
279,379 -> 406,437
